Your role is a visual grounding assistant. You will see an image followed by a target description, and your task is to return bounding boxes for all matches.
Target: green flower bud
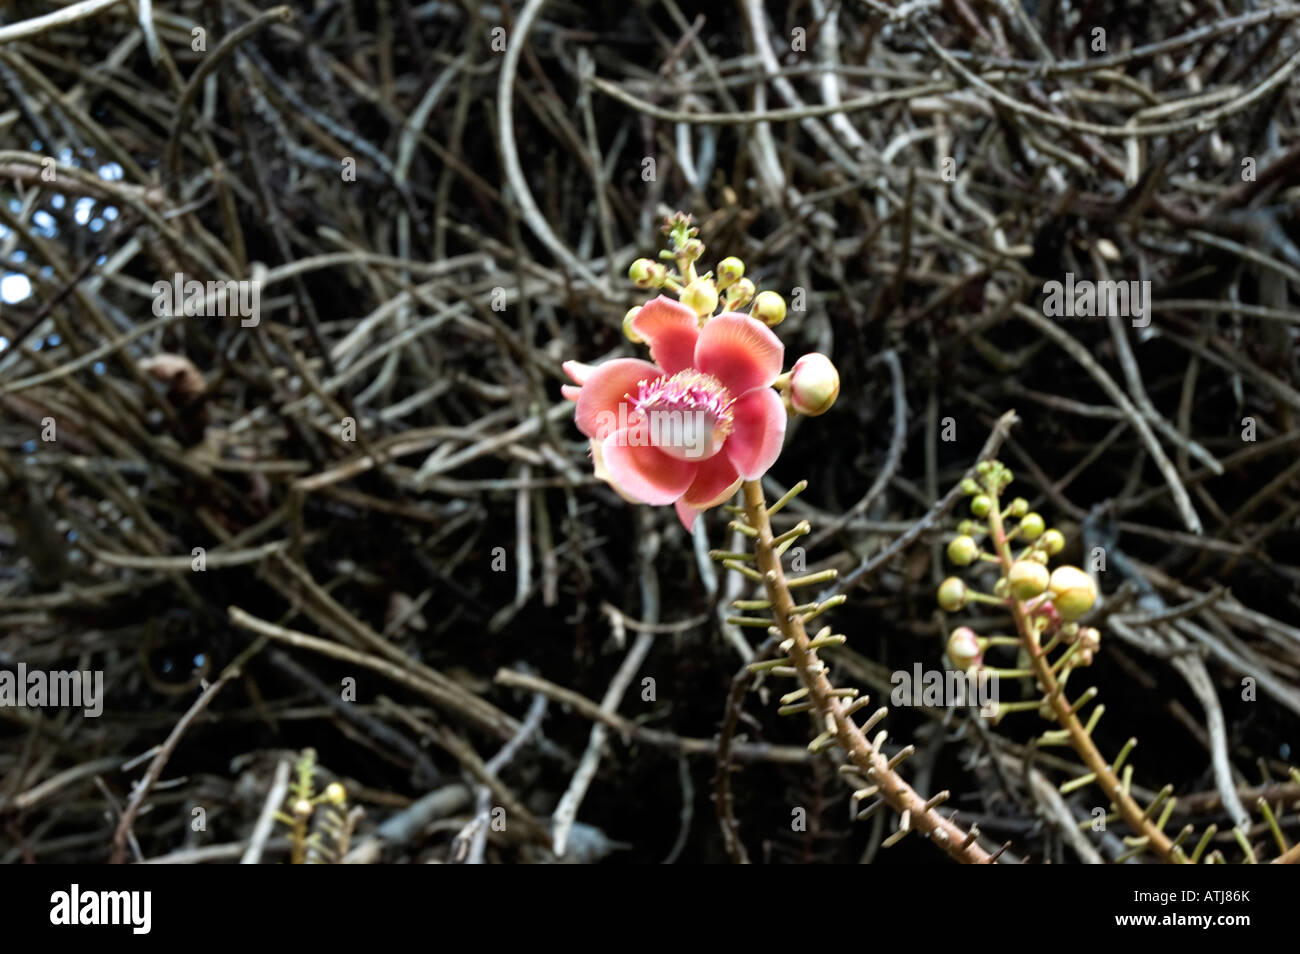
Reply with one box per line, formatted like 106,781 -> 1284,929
716,256 -> 745,290
681,278 -> 719,317
970,494 -> 991,518
960,478 -> 980,495
623,306 -> 643,342
324,782 -> 347,805
957,520 -> 978,536
728,277 -> 756,309
937,576 -> 967,612
993,577 -> 1009,598
629,258 -> 666,289
751,290 -> 786,326
947,535 -> 980,566
1048,565 -> 1096,620
1040,528 -> 1065,555
1020,512 -> 1045,539
787,353 -> 839,416
1007,559 -> 1049,600
946,626 -> 983,671
1007,497 -> 1028,517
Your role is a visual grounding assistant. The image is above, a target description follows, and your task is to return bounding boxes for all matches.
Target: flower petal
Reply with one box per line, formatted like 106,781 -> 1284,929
600,431 -> 697,505
562,360 -> 596,386
694,313 -> 783,395
724,387 -> 786,480
561,384 -> 581,402
574,358 -> 660,440
682,452 -> 742,508
674,498 -> 699,532
629,295 -> 700,374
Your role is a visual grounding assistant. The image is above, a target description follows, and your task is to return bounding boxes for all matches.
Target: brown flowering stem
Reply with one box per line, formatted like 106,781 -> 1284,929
984,491 -> 1183,862
739,480 -> 995,864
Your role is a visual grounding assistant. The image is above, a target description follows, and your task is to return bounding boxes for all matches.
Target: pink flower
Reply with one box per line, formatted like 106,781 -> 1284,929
565,295 -> 786,529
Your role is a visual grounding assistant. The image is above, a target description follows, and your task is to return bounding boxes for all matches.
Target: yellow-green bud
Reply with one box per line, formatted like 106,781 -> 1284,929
293,798 -> 314,818
947,626 -> 983,671
993,577 -> 1009,598
1007,560 -> 1049,600
970,494 -> 991,518
751,290 -> 786,326
629,258 -> 665,289
728,278 -> 756,309
787,353 -> 839,416
1020,512 -> 1044,539
623,306 -> 643,342
957,520 -> 978,536
947,535 -> 980,566
1041,528 -> 1065,555
681,278 -> 719,317
1048,565 -> 1096,620
937,576 -> 967,612
960,478 -> 980,495
1007,497 -> 1028,517
324,782 -> 347,805
716,256 -> 744,290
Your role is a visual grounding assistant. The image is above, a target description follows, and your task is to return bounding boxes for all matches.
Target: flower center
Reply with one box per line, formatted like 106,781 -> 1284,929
628,369 -> 734,460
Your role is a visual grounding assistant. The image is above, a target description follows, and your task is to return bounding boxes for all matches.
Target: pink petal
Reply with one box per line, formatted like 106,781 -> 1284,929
674,499 -> 699,531
562,360 -> 596,385
600,431 -> 698,505
574,358 -> 660,440
694,313 -> 784,395
629,295 -> 700,374
561,384 -> 581,402
724,387 -> 786,480
682,452 -> 742,508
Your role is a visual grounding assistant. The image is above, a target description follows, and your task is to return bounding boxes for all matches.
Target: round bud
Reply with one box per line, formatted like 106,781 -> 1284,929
683,239 -> 705,259
1008,497 -> 1028,517
293,798 -> 314,818
993,577 -> 1009,598
681,278 -> 719,317
628,258 -> 665,289
1078,626 -> 1101,653
1040,529 -> 1065,555
1048,565 -> 1097,620
959,478 -> 980,495
1007,560 -> 1049,600
729,278 -> 756,309
937,577 -> 967,612
957,520 -> 978,536
947,535 -> 980,566
751,290 -> 787,326
716,256 -> 745,290
787,353 -> 840,416
946,626 -> 983,671
623,307 -> 643,343
970,494 -> 991,518
324,782 -> 347,805
1020,512 -> 1045,539
1029,550 -> 1048,564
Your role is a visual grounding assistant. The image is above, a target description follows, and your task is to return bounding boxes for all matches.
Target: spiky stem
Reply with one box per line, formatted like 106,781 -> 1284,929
984,492 -> 1182,862
740,480 -> 994,864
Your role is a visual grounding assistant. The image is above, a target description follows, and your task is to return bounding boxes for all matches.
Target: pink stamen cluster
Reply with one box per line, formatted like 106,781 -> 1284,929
629,370 -> 735,438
